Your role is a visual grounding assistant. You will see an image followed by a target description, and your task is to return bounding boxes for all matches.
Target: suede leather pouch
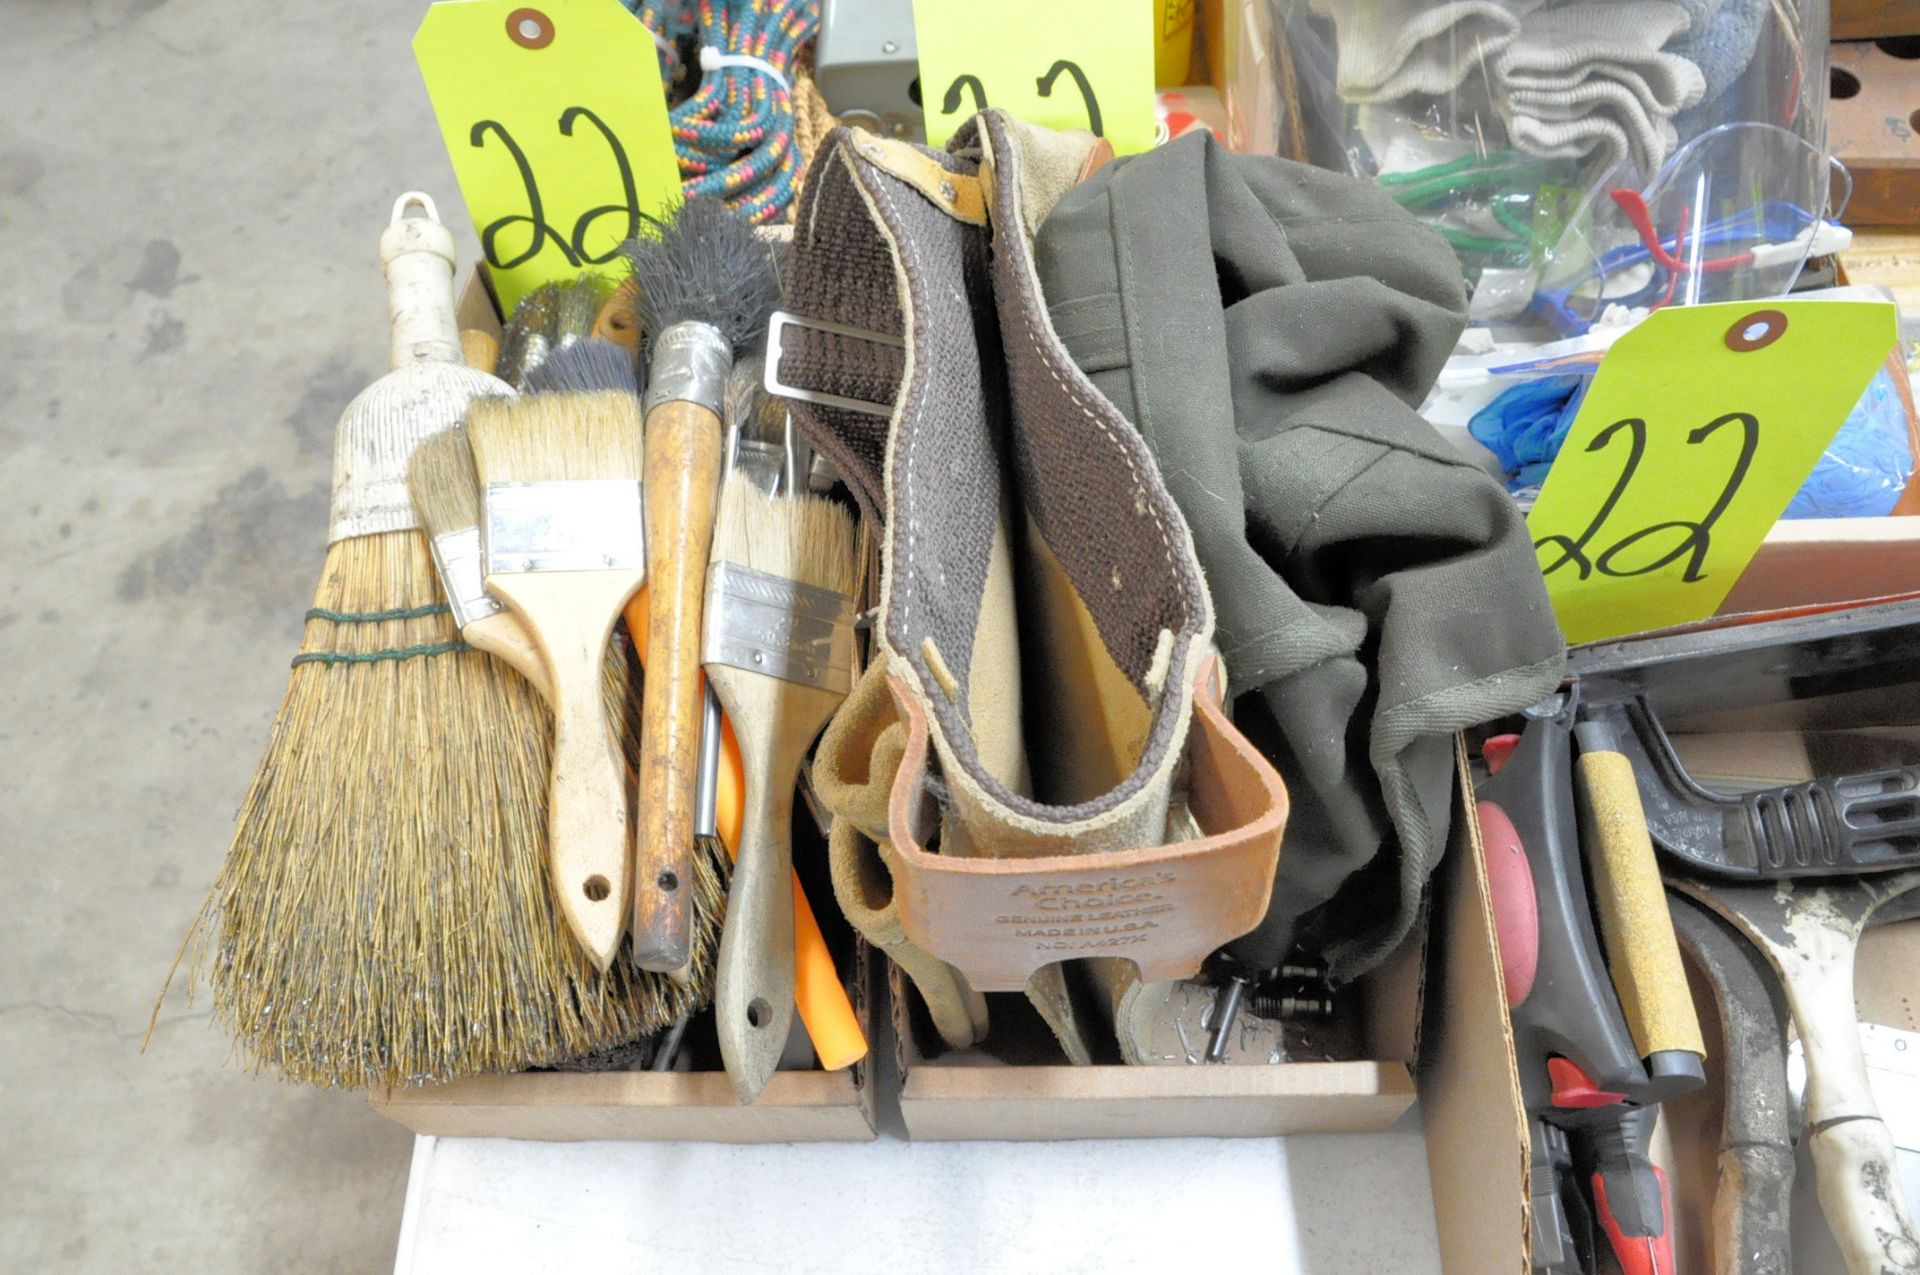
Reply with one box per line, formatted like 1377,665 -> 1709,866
777,111 -> 1289,1062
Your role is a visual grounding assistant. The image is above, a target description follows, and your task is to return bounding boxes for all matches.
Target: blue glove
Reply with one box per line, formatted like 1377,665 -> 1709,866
1469,375 -> 1587,492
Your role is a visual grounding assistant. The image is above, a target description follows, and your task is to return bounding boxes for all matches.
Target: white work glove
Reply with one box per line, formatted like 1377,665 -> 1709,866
1308,0 -> 1544,103
1495,1 -> 1707,177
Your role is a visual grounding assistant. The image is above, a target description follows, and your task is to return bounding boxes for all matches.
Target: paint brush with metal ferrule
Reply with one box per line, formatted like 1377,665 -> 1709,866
467,392 -> 647,970
408,428 -> 551,699
704,477 -> 859,1101
624,198 -> 781,976
719,356 -> 867,1074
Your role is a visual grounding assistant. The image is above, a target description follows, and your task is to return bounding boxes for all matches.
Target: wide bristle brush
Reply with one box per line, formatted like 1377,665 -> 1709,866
704,475 -> 859,1101
467,392 -> 648,969
624,198 -> 781,976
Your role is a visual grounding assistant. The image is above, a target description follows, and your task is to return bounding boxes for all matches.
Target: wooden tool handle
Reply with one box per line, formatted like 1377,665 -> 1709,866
714,701 -> 800,1103
1712,1144 -> 1796,1275
625,585 -> 867,1067
489,571 -> 633,969
715,702 -> 865,1070
592,280 -> 641,353
1576,749 -> 1706,1063
460,329 -> 501,375
632,400 -> 724,974
465,610 -> 552,701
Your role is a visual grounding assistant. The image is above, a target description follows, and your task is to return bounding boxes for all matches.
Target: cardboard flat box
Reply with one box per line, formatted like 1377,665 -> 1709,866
1725,516 -> 1920,615
1429,574 -> 1920,1272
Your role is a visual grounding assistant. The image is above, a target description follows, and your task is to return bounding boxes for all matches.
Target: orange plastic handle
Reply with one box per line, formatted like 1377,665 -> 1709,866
628,586 -> 867,1071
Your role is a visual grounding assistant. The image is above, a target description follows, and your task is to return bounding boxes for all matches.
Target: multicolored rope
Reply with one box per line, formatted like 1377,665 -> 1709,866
628,0 -> 821,223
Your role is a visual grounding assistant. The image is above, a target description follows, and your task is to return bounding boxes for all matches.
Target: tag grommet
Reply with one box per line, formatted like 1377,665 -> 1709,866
1726,309 -> 1787,353
506,7 -> 554,49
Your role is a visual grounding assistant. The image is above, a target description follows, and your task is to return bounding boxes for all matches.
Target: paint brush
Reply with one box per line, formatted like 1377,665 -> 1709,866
624,198 -> 781,976
407,428 -> 550,699
467,390 -> 647,969
704,476 -> 859,1101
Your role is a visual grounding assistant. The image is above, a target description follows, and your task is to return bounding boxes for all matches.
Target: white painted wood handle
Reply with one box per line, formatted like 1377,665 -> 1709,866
1788,942 -> 1920,1275
380,192 -> 462,372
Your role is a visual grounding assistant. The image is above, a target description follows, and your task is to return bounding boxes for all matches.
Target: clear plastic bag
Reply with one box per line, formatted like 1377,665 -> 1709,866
1270,0 -> 1834,332
1784,365 -> 1915,520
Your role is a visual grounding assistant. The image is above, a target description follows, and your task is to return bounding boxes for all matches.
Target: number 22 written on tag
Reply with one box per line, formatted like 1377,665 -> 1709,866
1525,301 -> 1897,643
414,0 -> 682,313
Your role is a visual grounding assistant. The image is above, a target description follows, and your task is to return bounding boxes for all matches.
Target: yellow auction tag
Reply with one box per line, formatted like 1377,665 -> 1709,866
413,0 -> 681,314
911,0 -> 1156,154
1529,301 -> 1898,643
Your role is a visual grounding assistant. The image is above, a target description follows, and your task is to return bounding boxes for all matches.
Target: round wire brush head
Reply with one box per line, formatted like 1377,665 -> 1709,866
624,198 -> 780,360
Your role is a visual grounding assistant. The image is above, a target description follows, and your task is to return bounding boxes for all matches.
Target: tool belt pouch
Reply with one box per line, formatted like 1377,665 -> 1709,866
780,111 -> 1289,1061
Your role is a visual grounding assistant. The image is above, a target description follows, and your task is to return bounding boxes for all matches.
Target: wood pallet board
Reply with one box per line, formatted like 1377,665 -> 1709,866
1835,2 -> 1920,40
1831,41 -> 1920,227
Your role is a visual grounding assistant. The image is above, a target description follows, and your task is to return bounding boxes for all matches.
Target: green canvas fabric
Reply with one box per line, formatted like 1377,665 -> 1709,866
1033,131 -> 1565,979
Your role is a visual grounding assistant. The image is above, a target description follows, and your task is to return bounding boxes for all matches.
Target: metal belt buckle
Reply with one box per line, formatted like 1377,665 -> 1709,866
763,309 -> 903,417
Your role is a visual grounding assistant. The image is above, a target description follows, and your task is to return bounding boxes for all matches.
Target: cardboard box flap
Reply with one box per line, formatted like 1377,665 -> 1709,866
1419,746 -> 1530,1275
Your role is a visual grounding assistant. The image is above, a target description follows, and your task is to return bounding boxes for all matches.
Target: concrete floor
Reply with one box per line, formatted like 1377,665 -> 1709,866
3,2 -> 481,1268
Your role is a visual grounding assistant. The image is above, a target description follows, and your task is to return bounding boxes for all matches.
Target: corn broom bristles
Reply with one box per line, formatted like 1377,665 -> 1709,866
195,530 -> 725,1089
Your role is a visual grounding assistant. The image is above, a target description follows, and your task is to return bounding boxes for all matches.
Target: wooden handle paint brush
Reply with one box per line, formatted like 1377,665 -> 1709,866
624,199 -> 780,976
630,575 -> 868,1072
704,479 -> 859,1101
408,429 -> 551,699
467,392 -> 647,969
459,329 -> 500,375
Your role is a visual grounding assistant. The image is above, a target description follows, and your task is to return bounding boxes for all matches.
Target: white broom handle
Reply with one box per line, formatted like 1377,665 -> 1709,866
380,192 -> 462,371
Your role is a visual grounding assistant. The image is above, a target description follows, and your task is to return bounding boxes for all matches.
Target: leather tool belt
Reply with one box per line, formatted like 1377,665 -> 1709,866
775,110 -> 1289,1059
